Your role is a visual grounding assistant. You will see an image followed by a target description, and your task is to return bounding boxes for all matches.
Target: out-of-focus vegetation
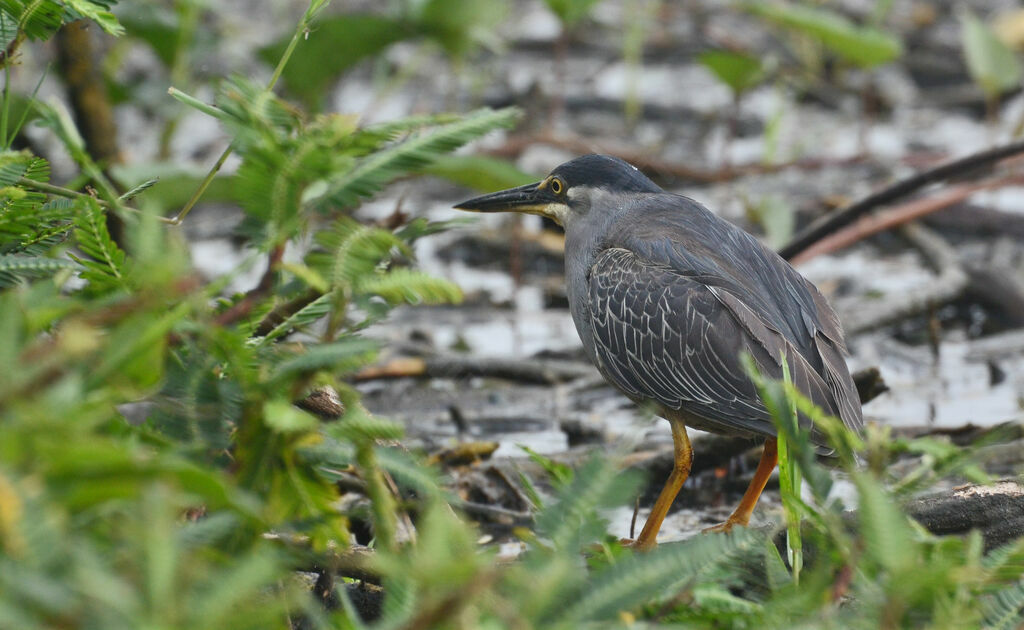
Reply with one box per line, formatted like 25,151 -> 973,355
0,1 -> 1022,629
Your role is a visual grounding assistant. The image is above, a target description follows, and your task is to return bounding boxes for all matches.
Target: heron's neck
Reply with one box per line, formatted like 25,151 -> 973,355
563,205 -> 627,363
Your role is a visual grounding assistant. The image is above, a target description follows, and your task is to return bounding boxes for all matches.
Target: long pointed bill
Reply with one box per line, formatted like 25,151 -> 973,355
454,181 -> 568,225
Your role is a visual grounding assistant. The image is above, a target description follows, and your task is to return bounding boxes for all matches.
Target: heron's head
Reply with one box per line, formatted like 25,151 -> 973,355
453,154 -> 662,227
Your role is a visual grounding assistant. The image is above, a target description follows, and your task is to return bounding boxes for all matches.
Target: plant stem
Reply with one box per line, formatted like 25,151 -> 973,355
14,176 -> 172,222
1,40 -> 10,148
356,440 -> 397,553
778,359 -> 803,584
170,0 -> 326,225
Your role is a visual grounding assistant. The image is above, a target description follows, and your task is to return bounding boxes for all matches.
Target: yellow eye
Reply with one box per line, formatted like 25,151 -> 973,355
550,177 -> 564,195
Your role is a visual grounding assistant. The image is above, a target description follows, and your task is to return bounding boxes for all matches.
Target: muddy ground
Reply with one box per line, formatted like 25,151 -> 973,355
31,0 -> 1024,544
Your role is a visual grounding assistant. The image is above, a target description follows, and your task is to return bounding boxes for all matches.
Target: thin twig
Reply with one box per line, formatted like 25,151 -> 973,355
170,144 -> 233,225
779,139 -> 1024,260
790,173 -> 1024,264
170,1 -> 324,225
354,354 -> 599,384
453,499 -> 534,526
254,287 -> 323,336
14,175 -> 171,221
213,244 -> 284,326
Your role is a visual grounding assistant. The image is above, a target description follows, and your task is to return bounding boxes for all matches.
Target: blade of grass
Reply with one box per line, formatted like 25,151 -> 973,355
778,357 -> 803,584
9,60 -> 48,146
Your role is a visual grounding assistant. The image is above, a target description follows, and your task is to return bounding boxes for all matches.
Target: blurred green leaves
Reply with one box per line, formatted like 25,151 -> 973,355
0,0 -> 64,41
258,14 -> 409,110
420,154 -> 537,192
64,0 -> 124,36
171,75 -> 520,246
962,10 -> 1023,100
698,50 -> 766,96
745,195 -> 795,250
261,0 -> 508,110
544,0 -> 603,29
746,2 -> 902,68
0,1 -> 1022,628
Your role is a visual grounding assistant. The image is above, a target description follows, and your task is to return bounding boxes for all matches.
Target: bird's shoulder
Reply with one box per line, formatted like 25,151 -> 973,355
601,194 -> 847,351
584,244 -> 862,437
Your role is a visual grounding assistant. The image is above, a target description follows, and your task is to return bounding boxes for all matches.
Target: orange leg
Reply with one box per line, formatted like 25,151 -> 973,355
635,420 -> 692,550
703,438 -> 778,533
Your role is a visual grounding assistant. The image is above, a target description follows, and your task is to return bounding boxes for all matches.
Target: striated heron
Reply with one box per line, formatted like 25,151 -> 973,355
454,154 -> 863,549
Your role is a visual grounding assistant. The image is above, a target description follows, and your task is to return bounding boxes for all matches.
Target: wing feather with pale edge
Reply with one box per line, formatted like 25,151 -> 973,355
587,247 -> 860,440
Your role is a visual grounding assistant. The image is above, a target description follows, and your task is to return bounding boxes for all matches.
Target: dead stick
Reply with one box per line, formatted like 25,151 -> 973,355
214,245 -> 285,327
790,174 -> 1024,264
780,139 -> 1024,261
354,355 -> 598,384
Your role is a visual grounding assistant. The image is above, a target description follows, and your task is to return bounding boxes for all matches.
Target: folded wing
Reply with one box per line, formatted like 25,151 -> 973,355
587,247 -> 862,440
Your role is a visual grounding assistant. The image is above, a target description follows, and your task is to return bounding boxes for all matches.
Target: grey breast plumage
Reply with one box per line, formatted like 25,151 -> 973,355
579,193 -> 863,441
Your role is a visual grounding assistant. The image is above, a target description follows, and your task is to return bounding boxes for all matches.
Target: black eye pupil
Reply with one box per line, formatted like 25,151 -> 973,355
552,179 -> 562,193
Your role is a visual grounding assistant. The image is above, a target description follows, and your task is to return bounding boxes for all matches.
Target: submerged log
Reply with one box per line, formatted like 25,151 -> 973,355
906,480 -> 1024,551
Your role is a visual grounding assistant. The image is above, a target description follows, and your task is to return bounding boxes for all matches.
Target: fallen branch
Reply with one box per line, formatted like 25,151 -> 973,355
892,422 -> 1023,448
905,480 -> 1024,551
355,355 -> 599,384
790,174 -> 1024,264
213,244 -> 285,327
966,329 -> 1024,362
853,367 -> 888,405
756,480 -> 1024,562
963,262 -> 1024,330
253,287 -> 322,337
923,203 -> 1024,240
780,139 -> 1024,261
452,499 -> 534,527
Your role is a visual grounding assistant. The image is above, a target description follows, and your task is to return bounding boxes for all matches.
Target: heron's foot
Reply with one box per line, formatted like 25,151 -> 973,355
701,517 -> 748,534
618,537 -> 657,551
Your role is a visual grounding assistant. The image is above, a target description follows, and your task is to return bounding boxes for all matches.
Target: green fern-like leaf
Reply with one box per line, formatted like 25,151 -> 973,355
21,155 -> 49,182
256,291 -> 334,345
0,0 -> 63,40
118,177 -> 159,202
327,404 -> 404,443
355,268 -> 462,306
63,0 -> 124,36
307,218 -> 408,291
984,537 -> 1024,581
553,529 -> 761,624
215,75 -> 303,146
0,155 -> 50,241
853,471 -> 917,572
234,151 -> 304,234
319,106 -> 521,209
70,198 -> 127,292
340,113 -> 461,157
0,254 -> 77,287
0,156 -> 26,185
982,580 -> 1024,630
535,455 -> 641,552
2,219 -> 72,256
981,538 -> 1024,629
268,337 -> 380,383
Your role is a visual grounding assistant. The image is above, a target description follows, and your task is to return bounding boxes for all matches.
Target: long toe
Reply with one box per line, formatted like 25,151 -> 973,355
702,519 -> 741,534
620,537 -> 657,551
